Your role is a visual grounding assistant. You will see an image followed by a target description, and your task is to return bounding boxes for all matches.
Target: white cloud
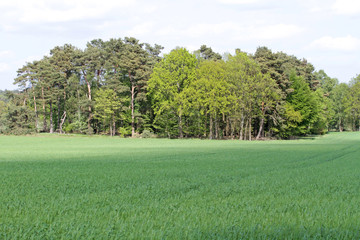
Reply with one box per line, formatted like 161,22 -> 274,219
0,0 -> 137,23
0,51 -> 13,58
126,22 -> 154,37
217,0 -> 259,4
310,35 -> 360,51
332,0 -> 360,15
0,63 -> 9,72
299,0 -> 332,13
176,22 -> 303,41
247,24 -> 304,40
183,22 -> 241,37
156,27 -> 178,37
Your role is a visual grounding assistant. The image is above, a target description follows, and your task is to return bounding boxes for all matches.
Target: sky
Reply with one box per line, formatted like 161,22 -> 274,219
1,0 -> 360,90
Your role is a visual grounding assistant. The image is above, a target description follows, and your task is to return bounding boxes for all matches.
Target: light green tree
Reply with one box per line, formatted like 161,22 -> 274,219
148,48 -> 198,138
188,60 -> 231,139
226,51 -> 269,140
345,82 -> 360,131
331,83 -> 349,131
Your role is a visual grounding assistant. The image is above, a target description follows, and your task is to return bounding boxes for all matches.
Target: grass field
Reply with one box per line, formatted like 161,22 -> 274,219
0,133 -> 360,239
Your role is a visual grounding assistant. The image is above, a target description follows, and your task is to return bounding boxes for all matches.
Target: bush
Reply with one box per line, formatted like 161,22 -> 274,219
141,129 -> 155,138
118,127 -> 132,137
64,121 -> 88,134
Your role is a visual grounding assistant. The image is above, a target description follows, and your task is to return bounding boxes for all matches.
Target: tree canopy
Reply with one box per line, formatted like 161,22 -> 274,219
1,38 -> 358,138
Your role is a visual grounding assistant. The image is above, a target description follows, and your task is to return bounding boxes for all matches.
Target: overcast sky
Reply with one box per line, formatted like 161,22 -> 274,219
1,0 -> 360,90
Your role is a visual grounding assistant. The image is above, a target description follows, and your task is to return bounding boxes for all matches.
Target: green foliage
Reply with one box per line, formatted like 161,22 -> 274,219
1,133 -> 360,238
345,82 -> 360,131
148,48 -> 198,138
311,88 -> 329,135
9,37 -> 360,139
0,92 -> 36,135
253,47 -> 317,95
330,83 -> 350,131
94,89 -> 122,136
187,60 -> 230,139
315,69 -> 338,95
283,73 -> 320,137
194,45 -> 222,61
63,120 -> 88,134
118,126 -> 132,137
141,129 -> 155,138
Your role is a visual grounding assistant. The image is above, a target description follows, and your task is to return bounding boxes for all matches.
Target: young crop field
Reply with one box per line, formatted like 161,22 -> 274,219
0,133 -> 360,239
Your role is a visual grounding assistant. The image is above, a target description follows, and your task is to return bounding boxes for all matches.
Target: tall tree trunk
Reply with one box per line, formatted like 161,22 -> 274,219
239,113 -> 244,140
339,118 -> 343,132
113,116 -> 116,136
204,112 -> 207,138
230,119 -> 235,140
57,96 -> 61,131
131,84 -> 135,137
59,111 -> 66,134
49,100 -> 54,134
244,117 -> 248,141
209,115 -> 213,140
59,89 -> 66,134
256,118 -> 264,140
248,117 -> 252,141
83,72 -> 92,131
225,115 -> 230,138
215,114 -> 219,139
33,90 -> 38,132
109,121 -> 113,137
42,86 -> 47,132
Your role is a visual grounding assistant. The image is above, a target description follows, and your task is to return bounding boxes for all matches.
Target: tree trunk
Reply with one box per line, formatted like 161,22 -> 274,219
239,113 -> 244,140
131,84 -> 135,137
83,72 -> 92,131
42,87 -> 47,132
113,116 -> 116,136
209,115 -> 214,140
33,91 -> 38,132
248,117 -> 252,141
209,115 -> 213,140
244,117 -> 248,141
256,118 -> 264,140
215,114 -> 219,139
230,119 -> 234,140
204,113 -> 207,138
339,118 -> 343,132
60,90 -> 66,134
225,115 -> 230,138
109,121 -> 112,137
49,100 -> 54,134
59,111 -> 66,134
57,96 -> 61,131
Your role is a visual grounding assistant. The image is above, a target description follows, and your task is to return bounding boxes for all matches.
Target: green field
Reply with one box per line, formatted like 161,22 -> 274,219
0,133 -> 360,239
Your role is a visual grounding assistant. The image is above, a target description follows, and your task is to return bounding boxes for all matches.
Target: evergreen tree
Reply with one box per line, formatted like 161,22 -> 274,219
94,89 -> 122,136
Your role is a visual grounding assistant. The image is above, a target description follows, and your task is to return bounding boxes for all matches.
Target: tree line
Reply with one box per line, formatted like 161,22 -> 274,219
0,37 -> 359,139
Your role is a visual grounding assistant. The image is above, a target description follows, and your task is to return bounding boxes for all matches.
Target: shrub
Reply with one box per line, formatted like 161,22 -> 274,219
141,129 -> 155,138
